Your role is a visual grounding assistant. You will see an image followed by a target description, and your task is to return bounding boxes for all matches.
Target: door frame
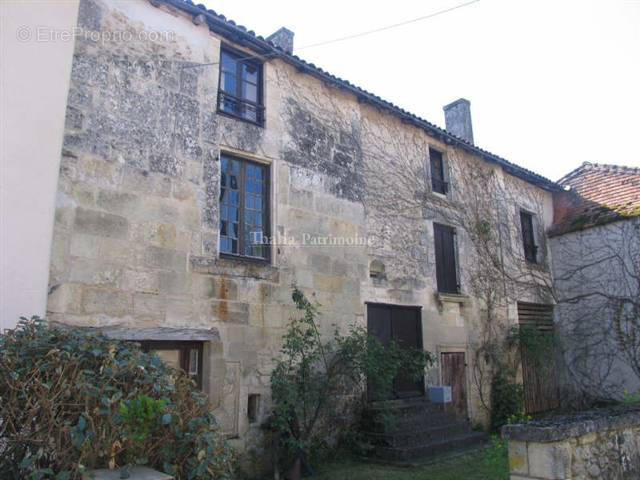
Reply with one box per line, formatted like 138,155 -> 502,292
437,344 -> 471,419
365,302 -> 425,400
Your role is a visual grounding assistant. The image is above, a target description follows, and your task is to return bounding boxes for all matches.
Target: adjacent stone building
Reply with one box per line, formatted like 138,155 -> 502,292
550,162 -> 640,398
46,0 -> 561,453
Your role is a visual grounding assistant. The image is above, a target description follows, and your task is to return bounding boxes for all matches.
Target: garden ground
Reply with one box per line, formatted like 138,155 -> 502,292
313,442 -> 509,480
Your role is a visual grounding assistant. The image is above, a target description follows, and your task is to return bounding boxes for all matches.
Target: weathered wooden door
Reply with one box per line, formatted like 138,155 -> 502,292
367,303 -> 424,400
441,352 -> 468,418
518,302 -> 559,414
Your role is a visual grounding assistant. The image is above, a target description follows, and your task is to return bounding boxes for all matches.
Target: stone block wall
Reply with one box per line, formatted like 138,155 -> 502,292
47,0 -> 557,456
504,410 -> 640,479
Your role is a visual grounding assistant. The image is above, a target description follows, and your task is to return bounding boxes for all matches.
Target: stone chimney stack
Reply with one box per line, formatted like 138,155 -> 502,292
267,27 -> 294,54
443,98 -> 474,145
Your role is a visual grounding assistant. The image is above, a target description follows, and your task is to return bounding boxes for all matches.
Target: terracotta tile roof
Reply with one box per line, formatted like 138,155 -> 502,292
549,162 -> 640,236
160,0 -> 561,191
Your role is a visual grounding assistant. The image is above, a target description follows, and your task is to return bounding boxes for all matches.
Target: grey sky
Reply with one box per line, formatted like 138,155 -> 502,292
207,0 -> 640,181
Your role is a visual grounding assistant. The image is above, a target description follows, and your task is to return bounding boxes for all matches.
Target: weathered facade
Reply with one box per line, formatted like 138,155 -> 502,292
550,162 -> 640,398
47,0 -> 559,454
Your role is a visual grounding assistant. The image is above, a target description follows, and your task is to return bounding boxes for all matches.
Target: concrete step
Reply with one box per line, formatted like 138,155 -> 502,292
362,410 -> 461,433
372,431 -> 489,461
363,421 -> 471,448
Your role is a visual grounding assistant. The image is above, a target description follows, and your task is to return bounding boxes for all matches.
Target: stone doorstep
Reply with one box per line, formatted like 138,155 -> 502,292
83,466 -> 172,480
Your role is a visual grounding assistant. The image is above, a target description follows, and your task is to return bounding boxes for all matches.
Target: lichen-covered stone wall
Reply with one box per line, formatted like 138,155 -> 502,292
504,410 -> 640,479
47,0 -> 555,457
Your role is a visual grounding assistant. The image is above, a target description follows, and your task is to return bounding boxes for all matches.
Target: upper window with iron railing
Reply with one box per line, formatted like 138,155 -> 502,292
218,48 -> 264,126
430,148 -> 448,195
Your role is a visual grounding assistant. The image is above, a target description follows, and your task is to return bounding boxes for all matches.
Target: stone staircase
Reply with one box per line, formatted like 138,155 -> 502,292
361,397 -> 488,462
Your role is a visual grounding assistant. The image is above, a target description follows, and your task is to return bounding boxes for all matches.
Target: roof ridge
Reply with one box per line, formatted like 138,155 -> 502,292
584,162 -> 640,174
164,0 -> 561,191
559,161 -> 640,186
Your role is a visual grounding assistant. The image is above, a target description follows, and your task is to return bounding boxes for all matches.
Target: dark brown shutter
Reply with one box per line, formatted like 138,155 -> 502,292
434,223 -> 458,294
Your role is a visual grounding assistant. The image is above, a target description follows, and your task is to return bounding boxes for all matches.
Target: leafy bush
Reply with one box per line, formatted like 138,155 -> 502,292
0,317 -> 235,479
482,435 -> 509,480
490,371 -> 524,432
270,288 -> 434,476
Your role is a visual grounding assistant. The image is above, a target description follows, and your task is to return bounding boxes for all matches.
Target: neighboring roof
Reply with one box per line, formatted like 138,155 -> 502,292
161,0 -> 561,191
549,162 -> 640,236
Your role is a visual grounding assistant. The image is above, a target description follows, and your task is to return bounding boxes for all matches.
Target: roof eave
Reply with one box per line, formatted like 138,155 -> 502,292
161,0 -> 562,192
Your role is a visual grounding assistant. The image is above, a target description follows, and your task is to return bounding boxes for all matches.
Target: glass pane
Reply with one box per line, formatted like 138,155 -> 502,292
188,349 -> 198,375
221,51 -> 237,75
242,82 -> 258,102
221,72 -> 236,95
220,237 -> 229,253
243,104 -> 257,122
242,62 -> 258,83
152,349 -> 180,369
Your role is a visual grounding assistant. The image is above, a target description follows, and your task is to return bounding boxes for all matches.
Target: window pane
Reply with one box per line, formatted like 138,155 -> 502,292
152,349 -> 181,370
221,51 -> 237,75
242,82 -> 258,102
243,104 -> 258,122
241,62 -> 259,84
188,349 -> 198,376
221,71 -> 237,95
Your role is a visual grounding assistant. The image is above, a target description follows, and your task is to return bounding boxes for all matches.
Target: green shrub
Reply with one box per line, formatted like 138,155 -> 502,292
482,435 -> 509,480
490,371 -> 524,432
0,317 -> 235,479
270,288 -> 434,474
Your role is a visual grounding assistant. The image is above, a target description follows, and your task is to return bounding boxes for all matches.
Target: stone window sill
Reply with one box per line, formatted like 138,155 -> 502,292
437,292 -> 471,305
190,255 -> 279,282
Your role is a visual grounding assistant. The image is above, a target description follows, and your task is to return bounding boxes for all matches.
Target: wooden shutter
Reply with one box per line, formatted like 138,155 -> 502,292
517,302 -> 558,413
434,223 -> 458,294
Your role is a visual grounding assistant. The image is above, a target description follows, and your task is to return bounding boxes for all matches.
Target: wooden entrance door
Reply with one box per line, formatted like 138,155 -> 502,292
367,303 -> 424,400
441,352 -> 468,419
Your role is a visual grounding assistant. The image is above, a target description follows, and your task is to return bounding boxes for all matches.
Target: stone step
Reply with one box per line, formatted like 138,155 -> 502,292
365,397 -> 444,415
362,410 -> 461,433
372,431 -> 489,462
363,422 -> 471,449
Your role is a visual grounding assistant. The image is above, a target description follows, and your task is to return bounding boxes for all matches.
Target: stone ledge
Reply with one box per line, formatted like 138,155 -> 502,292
190,255 -> 279,282
437,292 -> 471,305
102,326 -> 221,342
502,408 -> 640,443
50,323 -> 221,343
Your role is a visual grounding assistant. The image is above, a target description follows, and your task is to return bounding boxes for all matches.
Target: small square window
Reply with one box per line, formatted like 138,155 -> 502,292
248,394 -> 261,424
140,341 -> 204,390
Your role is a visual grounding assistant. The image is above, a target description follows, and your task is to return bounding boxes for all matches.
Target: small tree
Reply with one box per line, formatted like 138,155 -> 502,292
270,288 -> 433,478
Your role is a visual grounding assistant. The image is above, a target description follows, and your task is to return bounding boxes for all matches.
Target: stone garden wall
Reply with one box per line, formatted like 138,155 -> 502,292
503,409 -> 640,479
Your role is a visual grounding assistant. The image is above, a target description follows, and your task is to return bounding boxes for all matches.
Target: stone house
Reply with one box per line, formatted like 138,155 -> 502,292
37,0 -> 564,453
549,162 -> 640,398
